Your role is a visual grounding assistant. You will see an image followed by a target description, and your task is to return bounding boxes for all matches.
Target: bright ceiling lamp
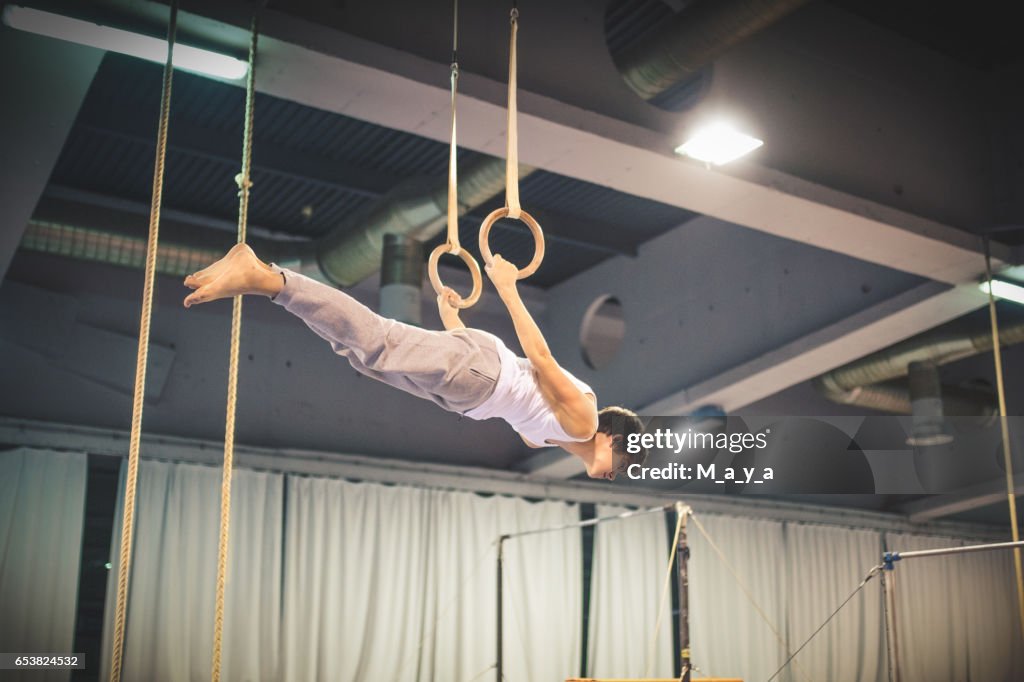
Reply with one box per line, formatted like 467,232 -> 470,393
979,279 -> 1024,306
2,5 -> 247,80
675,122 -> 763,165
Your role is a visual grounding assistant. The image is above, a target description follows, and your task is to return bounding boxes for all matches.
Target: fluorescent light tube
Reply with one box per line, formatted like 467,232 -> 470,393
979,279 -> 1024,306
675,122 -> 763,165
2,5 -> 247,80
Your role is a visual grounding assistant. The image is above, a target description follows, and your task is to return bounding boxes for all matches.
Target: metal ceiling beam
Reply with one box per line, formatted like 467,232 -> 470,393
0,30 -> 102,280
642,283 -> 990,414
900,478 -> 1024,522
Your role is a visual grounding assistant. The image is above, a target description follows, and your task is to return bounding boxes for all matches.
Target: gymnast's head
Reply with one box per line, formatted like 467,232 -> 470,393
587,406 -> 647,480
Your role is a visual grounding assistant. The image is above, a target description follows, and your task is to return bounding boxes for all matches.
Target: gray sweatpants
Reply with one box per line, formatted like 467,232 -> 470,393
272,268 -> 501,414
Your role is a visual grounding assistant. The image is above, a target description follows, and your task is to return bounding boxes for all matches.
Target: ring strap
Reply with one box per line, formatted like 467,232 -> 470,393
447,61 -> 461,255
505,10 -> 521,220
426,0 -> 482,309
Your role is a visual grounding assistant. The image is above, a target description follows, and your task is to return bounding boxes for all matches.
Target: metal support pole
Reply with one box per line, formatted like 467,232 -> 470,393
881,568 -> 900,682
676,502 -> 691,682
496,535 -> 506,682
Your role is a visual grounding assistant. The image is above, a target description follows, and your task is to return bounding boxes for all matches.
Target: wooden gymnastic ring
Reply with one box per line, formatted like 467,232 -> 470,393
428,243 -> 482,309
478,207 -> 545,280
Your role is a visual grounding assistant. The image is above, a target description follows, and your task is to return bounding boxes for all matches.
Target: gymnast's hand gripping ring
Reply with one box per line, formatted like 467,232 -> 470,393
428,242 -> 483,309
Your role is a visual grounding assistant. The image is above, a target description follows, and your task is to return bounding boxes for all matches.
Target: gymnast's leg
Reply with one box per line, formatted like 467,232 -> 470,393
182,244 -> 498,412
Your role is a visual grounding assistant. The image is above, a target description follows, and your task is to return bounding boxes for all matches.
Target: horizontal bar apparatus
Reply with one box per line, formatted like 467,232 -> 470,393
884,539 -> 1024,568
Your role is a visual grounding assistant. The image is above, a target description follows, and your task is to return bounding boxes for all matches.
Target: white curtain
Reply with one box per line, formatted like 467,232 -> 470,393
281,475 -> 582,682
499,494 -> 583,682
86,455 -> 1024,682
959,536 -> 1024,682
100,459 -> 284,682
886,532 -> 1024,682
785,523 -> 886,682
0,448 -> 88,682
885,533 -> 968,681
686,517 -> 1024,682
689,513 -> 789,682
586,505 -> 673,678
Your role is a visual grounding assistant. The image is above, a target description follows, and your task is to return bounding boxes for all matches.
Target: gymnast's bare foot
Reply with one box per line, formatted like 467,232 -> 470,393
182,244 -> 282,308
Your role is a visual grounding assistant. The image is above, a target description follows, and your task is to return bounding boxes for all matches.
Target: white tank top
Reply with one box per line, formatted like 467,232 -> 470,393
465,334 -> 595,446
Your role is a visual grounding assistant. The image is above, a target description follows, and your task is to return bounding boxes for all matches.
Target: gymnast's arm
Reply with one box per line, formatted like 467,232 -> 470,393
486,255 -> 598,440
437,287 -> 466,331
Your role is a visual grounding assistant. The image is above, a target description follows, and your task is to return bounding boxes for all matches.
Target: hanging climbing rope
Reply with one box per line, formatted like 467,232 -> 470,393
210,12 -> 260,682
428,0 -> 483,309
478,1 -> 545,280
982,237 -> 1024,643
108,3 -> 178,682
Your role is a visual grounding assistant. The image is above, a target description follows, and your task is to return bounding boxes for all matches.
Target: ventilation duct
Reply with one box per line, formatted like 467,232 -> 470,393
819,380 -> 998,418
20,220 -> 224,277
814,322 -> 1024,416
612,0 -> 811,102
379,234 -> 424,325
906,361 -> 953,446
278,157 -> 530,287
21,157 -> 532,290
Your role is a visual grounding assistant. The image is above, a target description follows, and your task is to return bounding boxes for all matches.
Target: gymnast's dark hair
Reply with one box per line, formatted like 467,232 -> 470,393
597,406 -> 647,465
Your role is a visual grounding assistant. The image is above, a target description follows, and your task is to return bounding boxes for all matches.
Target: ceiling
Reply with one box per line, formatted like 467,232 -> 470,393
51,53 -> 697,288
829,0 -> 1023,72
1,0 -> 1023,527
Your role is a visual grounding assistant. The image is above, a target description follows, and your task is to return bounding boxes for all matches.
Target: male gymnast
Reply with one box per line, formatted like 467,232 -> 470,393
183,244 -> 646,479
